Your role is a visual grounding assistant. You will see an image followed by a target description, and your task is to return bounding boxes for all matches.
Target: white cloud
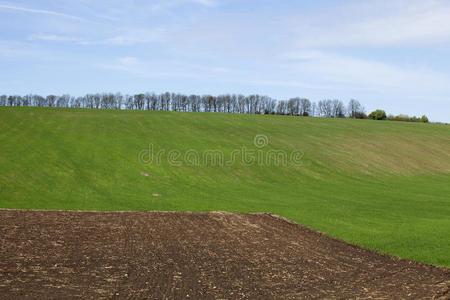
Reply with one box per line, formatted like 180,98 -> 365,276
190,0 -> 215,6
118,57 -> 139,65
102,57 -> 143,75
99,56 -> 229,78
149,0 -> 216,12
0,3 -> 86,21
103,28 -> 167,45
290,0 -> 450,47
28,33 -> 82,42
26,28 -> 167,46
280,50 -> 450,96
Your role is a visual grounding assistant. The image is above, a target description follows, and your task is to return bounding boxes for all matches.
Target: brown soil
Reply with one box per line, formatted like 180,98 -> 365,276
0,209 -> 448,299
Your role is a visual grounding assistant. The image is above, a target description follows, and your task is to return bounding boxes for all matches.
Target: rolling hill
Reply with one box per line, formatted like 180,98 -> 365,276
1,106 -> 449,266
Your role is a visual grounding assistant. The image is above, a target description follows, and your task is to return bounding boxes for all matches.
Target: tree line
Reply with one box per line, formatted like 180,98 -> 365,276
367,109 -> 429,123
0,93 -> 428,122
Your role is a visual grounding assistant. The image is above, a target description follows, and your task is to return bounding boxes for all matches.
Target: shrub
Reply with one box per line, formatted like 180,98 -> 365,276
368,109 -> 387,120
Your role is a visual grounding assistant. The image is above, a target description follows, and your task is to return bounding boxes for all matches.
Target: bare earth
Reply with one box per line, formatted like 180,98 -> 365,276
0,210 -> 449,299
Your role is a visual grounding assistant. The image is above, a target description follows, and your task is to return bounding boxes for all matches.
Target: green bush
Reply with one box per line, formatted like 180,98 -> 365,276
368,109 -> 387,120
387,114 -> 429,123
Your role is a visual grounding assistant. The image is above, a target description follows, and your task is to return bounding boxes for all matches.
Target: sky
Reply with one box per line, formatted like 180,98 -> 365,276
1,0 -> 450,122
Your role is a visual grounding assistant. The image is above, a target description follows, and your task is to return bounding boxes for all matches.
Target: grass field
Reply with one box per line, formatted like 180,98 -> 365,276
1,106 -> 449,267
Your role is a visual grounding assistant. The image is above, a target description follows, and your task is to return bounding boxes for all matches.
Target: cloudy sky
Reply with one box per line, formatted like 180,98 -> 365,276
1,0 -> 450,122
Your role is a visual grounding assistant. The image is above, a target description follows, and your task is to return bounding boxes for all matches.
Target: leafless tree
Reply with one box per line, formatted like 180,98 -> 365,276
46,95 -> 57,107
1,92 -> 376,121
348,99 -> 365,118
331,99 -> 345,118
299,98 -> 312,116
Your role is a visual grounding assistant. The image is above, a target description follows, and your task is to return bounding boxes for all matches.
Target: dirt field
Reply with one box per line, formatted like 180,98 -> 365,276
0,210 -> 448,299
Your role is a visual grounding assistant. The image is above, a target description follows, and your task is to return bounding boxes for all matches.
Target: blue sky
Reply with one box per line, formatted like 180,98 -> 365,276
1,0 -> 450,122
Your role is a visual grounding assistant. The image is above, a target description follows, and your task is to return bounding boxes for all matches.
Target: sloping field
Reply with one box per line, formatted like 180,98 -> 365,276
0,210 -> 448,299
1,107 -> 450,266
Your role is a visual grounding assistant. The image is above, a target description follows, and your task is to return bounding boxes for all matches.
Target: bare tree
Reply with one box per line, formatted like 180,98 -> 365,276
0,92 -> 377,121
299,98 -> 311,116
93,94 -> 101,109
125,95 -> 134,110
347,99 -> 365,118
73,97 -> 83,108
33,95 -> 46,107
46,95 -> 57,107
58,94 -> 71,107
0,95 -> 6,106
287,98 -> 300,116
311,102 -> 317,117
23,94 -> 32,107
115,93 -> 123,109
277,100 -> 288,115
318,100 -> 332,117
134,94 -> 145,110
331,99 -> 345,118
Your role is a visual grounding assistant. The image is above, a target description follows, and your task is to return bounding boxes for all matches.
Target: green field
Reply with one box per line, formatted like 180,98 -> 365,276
1,107 -> 449,267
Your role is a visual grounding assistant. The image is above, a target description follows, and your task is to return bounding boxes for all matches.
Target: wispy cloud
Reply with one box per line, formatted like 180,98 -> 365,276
99,56 -> 192,78
190,0 -> 215,6
103,56 -> 143,75
290,0 -> 450,47
148,0 -> 216,12
0,3 -> 86,21
103,28 -> 167,45
27,28 -> 167,46
28,33 -> 83,42
99,56 -> 229,78
281,50 -> 450,95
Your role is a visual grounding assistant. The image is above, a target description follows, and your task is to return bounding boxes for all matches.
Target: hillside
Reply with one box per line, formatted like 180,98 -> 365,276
1,107 -> 449,266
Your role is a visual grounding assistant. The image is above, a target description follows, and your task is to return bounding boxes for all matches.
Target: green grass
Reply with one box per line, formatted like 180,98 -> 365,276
1,106 -> 450,267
